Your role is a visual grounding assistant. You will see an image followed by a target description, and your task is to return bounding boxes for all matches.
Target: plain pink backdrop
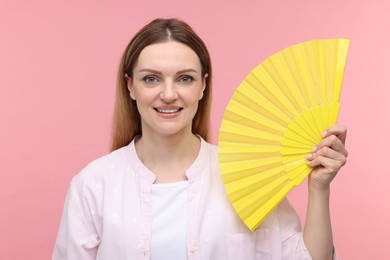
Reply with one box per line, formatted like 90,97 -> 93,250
1,0 -> 389,259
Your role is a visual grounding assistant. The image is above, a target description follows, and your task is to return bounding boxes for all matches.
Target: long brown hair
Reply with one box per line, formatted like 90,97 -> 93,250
110,18 -> 212,151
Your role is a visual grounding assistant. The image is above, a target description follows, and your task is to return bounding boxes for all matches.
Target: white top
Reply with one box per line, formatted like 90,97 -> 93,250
151,181 -> 188,260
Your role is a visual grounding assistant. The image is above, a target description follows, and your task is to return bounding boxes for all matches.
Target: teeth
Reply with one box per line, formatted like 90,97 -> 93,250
157,109 -> 180,114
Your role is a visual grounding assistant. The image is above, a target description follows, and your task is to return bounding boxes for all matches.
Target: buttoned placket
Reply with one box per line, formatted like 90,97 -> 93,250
133,157 -> 156,260
186,177 -> 200,260
185,146 -> 205,260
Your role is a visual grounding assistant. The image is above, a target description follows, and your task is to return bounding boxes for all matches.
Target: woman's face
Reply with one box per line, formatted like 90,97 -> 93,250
128,41 -> 206,138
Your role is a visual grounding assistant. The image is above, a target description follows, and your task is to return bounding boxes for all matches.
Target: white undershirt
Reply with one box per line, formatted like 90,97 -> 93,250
151,181 -> 188,260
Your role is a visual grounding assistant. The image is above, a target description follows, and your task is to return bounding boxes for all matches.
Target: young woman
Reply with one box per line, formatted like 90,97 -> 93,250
53,18 -> 347,260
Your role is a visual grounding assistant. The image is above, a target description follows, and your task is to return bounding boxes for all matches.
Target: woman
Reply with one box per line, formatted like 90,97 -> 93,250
53,18 -> 347,260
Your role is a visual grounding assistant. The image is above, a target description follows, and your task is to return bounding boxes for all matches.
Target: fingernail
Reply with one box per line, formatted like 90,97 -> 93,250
312,146 -> 317,152
306,154 -> 313,159
322,131 -> 327,138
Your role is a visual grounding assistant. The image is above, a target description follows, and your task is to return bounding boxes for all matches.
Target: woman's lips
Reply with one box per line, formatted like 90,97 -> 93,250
154,108 -> 182,114
154,106 -> 183,117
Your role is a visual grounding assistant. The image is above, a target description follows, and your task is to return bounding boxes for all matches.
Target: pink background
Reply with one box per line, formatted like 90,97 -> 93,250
1,0 -> 389,259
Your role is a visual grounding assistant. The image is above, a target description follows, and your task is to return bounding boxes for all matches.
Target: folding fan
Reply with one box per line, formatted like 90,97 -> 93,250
218,39 -> 350,231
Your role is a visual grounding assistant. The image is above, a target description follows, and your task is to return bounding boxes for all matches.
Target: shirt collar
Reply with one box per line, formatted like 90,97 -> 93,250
126,136 -> 207,183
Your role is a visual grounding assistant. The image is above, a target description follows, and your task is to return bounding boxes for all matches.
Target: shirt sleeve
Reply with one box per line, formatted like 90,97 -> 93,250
52,173 -> 100,260
278,199 -> 338,260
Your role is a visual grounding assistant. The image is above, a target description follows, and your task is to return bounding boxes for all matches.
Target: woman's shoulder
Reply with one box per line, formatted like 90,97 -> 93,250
72,144 -> 131,186
201,138 -> 218,156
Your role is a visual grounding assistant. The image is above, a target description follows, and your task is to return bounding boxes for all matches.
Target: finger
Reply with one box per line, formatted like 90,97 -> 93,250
306,147 -> 347,170
306,146 -> 347,166
313,135 -> 348,157
307,155 -> 345,172
322,125 -> 347,144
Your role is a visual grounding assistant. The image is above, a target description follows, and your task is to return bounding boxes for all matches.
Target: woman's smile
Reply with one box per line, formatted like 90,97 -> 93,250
154,106 -> 183,118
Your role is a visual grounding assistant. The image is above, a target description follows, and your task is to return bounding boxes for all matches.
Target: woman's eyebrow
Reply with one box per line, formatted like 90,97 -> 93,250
138,68 -> 199,74
138,69 -> 162,74
176,69 -> 199,74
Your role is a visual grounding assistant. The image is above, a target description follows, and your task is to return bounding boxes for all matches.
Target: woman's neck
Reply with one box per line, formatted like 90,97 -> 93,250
135,131 -> 201,183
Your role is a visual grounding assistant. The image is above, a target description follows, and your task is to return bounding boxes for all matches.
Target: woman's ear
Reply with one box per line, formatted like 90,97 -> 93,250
125,73 -> 136,100
199,73 -> 208,100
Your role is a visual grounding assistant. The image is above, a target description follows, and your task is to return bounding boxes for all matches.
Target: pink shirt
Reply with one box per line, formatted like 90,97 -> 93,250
53,138 -> 333,259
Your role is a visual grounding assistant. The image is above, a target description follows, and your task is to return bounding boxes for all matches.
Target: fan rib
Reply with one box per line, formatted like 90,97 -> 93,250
224,110 -> 284,137
246,184 -> 294,230
238,81 -> 291,124
219,132 -> 280,146
260,61 -> 301,115
288,46 -> 313,107
318,41 -> 328,106
234,176 -> 291,216
267,57 -> 303,113
219,151 -> 281,163
225,170 -> 286,199
291,45 -> 316,106
228,99 -> 286,131
220,120 -> 282,141
333,40 -> 349,102
248,69 -> 295,119
221,161 -> 283,184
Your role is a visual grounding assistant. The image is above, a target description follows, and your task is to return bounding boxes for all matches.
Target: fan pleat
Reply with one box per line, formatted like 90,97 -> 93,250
224,168 -> 286,196
223,110 -> 284,136
218,39 -> 350,231
246,183 -> 293,228
282,128 -> 316,146
283,48 -> 312,108
280,138 -> 313,149
310,106 -> 325,134
219,133 -> 280,146
221,160 -> 283,184
227,100 -> 286,131
219,152 -> 280,163
220,156 -> 282,174
234,175 -> 291,217
288,117 -> 318,143
248,69 -> 295,119
282,154 -> 308,165
318,41 -> 328,103
333,40 -> 349,102
271,53 -> 309,113
264,59 -> 303,114
235,84 -> 290,125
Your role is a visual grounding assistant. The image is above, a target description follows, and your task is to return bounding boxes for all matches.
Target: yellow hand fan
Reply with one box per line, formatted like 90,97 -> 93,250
218,39 -> 350,231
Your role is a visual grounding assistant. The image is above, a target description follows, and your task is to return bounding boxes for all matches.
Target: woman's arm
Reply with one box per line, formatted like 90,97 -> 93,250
53,174 -> 100,260
303,125 -> 348,260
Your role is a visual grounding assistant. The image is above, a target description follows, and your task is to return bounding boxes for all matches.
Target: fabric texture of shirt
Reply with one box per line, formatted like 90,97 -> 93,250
53,137 -> 337,260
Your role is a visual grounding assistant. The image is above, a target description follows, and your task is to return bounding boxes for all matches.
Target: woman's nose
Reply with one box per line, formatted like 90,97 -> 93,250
160,81 -> 178,102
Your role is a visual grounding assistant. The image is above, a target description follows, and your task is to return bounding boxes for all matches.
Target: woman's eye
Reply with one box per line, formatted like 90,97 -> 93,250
179,76 -> 193,84
143,76 -> 158,84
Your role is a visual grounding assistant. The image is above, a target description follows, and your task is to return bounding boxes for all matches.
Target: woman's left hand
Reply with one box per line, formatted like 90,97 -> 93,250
306,125 -> 348,192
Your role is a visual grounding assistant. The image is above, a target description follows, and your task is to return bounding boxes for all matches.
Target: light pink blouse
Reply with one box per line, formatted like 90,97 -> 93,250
53,138 -> 333,260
